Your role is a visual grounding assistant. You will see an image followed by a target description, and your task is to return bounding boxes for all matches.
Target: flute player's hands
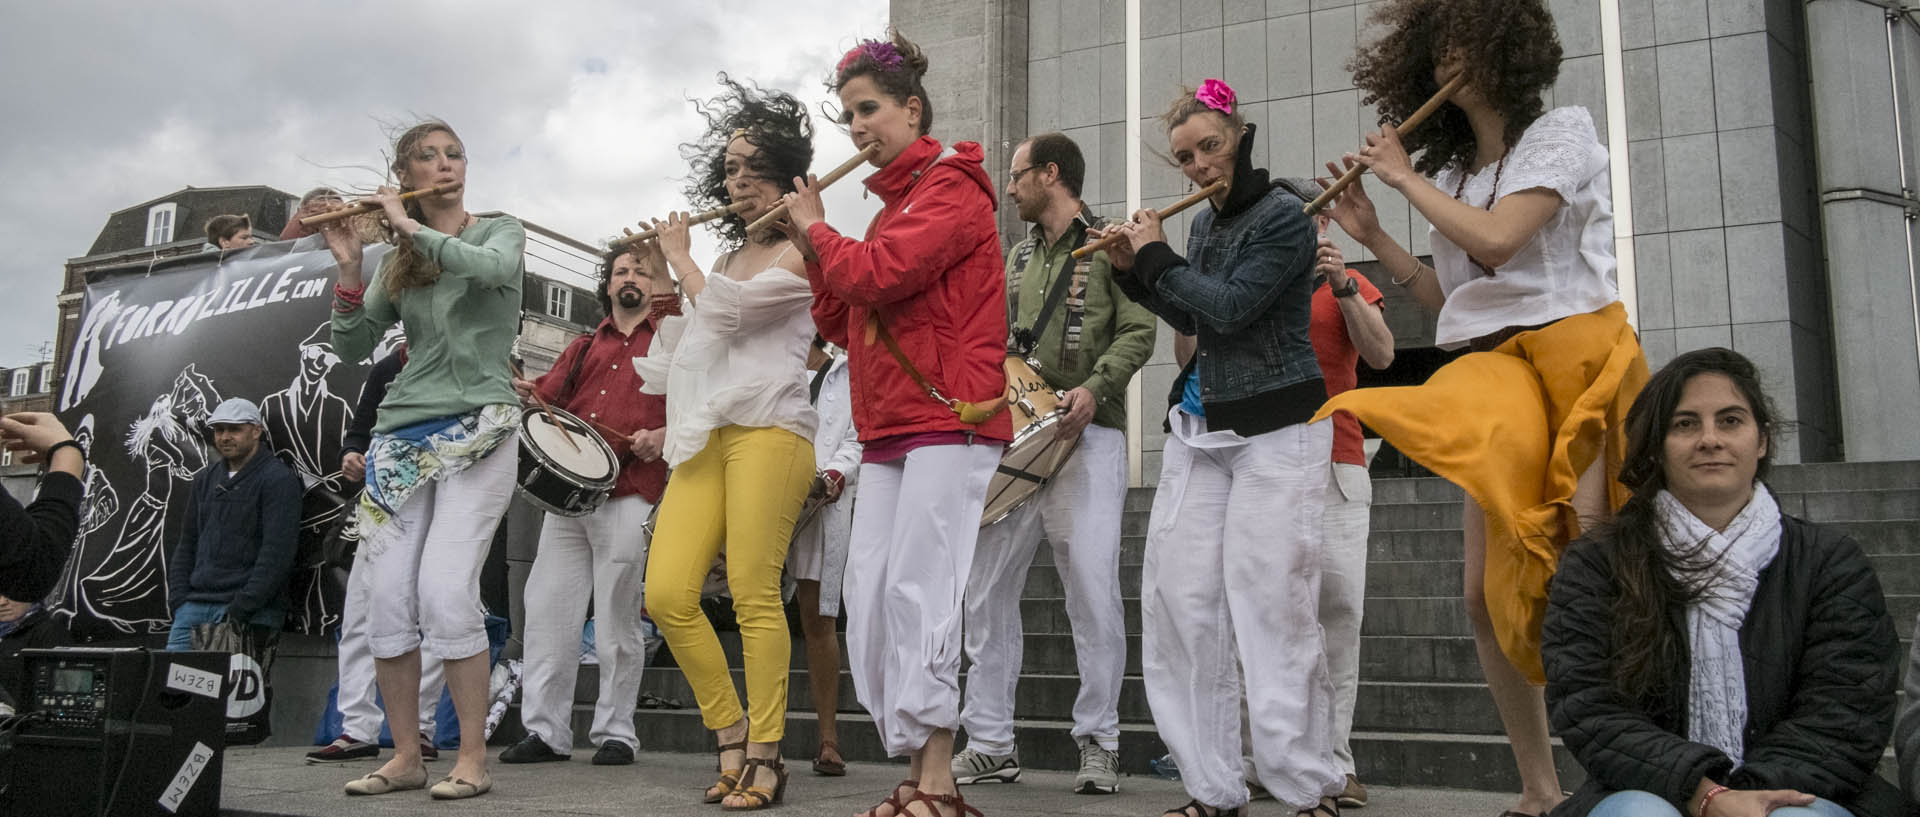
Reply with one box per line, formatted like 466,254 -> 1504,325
652,211 -> 694,264
1085,224 -> 1135,271
782,175 -> 825,233
1355,126 -> 1416,191
1320,158 -> 1383,247
316,202 -> 365,282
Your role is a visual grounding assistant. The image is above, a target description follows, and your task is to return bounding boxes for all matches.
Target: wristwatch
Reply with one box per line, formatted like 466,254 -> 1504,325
1331,278 -> 1361,299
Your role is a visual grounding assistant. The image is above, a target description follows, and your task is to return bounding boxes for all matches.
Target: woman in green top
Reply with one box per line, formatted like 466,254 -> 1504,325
319,120 -> 525,802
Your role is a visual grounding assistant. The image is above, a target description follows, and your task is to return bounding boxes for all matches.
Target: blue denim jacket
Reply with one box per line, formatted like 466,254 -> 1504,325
1126,183 -> 1319,403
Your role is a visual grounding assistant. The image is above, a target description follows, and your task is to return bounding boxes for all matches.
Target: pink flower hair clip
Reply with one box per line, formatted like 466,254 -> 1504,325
839,40 -> 905,74
1195,78 -> 1236,115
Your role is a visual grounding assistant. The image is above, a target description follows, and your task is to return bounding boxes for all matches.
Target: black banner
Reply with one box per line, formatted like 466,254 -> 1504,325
53,238 -> 396,638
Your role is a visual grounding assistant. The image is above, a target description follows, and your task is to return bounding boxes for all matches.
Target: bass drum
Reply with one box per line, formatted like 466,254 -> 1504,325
980,356 -> 1080,526
516,406 -> 619,517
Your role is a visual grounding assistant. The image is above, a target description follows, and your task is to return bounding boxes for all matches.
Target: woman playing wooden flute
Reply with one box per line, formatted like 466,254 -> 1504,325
630,75 -> 822,811
774,30 -> 1011,817
1095,78 -> 1340,817
1312,2 -> 1650,815
320,120 -> 525,802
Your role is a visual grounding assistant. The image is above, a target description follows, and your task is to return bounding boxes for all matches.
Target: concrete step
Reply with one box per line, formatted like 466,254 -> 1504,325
1767,461 -> 1920,493
494,704 -> 1592,790
1017,597 -> 1143,635
1357,552 -> 1920,597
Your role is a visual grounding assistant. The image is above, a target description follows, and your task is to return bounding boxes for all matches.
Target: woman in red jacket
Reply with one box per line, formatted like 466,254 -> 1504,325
777,30 -> 1011,817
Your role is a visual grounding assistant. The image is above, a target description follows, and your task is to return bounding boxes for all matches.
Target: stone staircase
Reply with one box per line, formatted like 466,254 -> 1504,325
490,461 -> 1920,790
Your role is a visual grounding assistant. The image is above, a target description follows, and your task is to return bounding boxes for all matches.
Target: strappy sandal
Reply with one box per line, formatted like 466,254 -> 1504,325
722,757 -> 789,811
704,740 -> 748,804
1163,800 -> 1242,817
1298,796 -> 1340,817
900,790 -> 984,817
857,779 -> 920,817
812,739 -> 847,776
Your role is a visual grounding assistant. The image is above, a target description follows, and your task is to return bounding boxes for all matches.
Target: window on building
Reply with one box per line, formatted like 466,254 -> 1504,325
38,363 -> 52,393
146,202 -> 177,246
9,370 -> 28,397
0,448 -> 10,467
545,282 -> 571,322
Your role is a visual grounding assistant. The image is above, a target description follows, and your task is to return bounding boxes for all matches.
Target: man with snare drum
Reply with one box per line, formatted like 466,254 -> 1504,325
952,132 -> 1155,794
503,247 -> 670,767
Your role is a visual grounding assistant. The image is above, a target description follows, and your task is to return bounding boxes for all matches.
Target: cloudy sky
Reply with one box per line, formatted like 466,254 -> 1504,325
0,0 -> 890,370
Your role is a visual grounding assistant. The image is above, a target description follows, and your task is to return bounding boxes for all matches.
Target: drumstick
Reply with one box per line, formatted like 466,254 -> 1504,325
1302,72 -> 1467,216
508,362 -> 582,454
608,201 -> 756,250
1070,180 -> 1228,261
299,182 -> 464,226
743,143 -> 881,234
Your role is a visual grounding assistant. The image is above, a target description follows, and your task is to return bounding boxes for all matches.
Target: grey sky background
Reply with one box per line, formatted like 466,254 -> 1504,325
0,0 -> 891,370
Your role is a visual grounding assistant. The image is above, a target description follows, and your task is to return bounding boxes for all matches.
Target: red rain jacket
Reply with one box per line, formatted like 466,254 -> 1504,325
807,136 -> 1013,443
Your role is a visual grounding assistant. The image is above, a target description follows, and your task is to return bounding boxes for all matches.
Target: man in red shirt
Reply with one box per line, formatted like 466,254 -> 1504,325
1305,228 -> 1394,807
503,248 -> 670,767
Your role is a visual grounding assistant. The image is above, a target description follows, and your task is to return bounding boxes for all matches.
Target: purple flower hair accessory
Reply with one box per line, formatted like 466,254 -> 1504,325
839,40 -> 905,74
1195,78 -> 1236,115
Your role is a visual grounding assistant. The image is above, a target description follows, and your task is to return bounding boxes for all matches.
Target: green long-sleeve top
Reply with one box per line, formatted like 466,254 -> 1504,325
1006,208 -> 1157,430
331,216 -> 526,433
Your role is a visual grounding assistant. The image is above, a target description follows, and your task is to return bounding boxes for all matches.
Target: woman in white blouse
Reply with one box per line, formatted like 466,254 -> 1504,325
1314,2 -> 1651,816
631,78 -> 820,812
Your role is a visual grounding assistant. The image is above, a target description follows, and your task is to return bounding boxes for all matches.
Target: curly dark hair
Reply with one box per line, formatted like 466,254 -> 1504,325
1598,348 -> 1779,707
828,30 -> 933,135
679,74 -> 815,249
1349,0 -> 1561,176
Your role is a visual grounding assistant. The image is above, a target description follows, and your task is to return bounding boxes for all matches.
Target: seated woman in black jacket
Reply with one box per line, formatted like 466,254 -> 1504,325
1542,348 -> 1902,817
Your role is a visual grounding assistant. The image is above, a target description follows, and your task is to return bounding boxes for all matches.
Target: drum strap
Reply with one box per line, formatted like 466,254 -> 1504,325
868,315 -> 1007,425
1009,253 -> 1079,357
555,333 -> 593,407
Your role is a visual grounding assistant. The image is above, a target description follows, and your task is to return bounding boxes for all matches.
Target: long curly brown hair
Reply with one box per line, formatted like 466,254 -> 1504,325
1349,0 -> 1562,176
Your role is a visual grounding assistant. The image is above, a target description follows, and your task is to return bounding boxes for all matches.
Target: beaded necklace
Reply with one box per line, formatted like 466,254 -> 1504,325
1452,152 -> 1508,277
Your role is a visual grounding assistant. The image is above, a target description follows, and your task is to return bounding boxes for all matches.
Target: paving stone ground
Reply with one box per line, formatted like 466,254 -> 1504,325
220,746 -> 1517,816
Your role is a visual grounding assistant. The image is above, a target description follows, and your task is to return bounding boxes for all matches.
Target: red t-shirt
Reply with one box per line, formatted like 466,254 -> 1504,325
534,318 -> 669,503
1310,270 -> 1386,466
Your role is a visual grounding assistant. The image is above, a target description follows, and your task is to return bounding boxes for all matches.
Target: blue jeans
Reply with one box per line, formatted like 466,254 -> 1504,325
1590,790 -> 1854,817
166,601 -> 285,650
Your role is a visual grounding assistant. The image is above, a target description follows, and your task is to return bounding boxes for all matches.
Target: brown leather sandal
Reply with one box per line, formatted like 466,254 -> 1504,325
704,740 -> 748,804
812,739 -> 847,776
1298,797 -> 1340,817
722,757 -> 789,811
1163,800 -> 1242,817
901,790 -> 984,817
857,779 -> 920,817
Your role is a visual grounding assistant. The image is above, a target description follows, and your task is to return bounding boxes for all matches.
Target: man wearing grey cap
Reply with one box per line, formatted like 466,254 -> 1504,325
164,397 -> 304,650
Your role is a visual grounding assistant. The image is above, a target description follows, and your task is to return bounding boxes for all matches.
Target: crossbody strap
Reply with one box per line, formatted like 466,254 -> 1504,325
868,315 -> 1005,425
1010,256 -> 1078,356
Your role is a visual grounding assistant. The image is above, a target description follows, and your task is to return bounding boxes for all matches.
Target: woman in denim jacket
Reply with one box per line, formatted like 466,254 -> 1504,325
1101,80 -> 1341,817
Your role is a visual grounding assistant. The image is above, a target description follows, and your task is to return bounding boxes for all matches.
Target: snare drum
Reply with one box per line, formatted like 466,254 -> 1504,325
516,406 -> 619,517
980,356 -> 1081,526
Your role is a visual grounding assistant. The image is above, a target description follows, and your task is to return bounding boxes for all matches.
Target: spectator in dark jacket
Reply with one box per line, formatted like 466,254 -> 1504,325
0,412 -> 86,601
1898,626 -> 1920,805
165,398 -> 303,650
1543,348 -> 1901,817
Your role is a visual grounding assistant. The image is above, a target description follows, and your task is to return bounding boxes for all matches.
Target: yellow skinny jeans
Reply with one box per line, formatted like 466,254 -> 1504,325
644,424 -> 814,741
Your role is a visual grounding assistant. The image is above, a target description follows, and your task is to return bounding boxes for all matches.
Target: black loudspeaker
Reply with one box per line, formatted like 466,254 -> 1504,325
7,648 -> 227,817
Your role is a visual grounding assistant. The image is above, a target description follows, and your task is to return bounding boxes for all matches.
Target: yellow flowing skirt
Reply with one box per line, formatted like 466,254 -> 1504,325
1313,301 -> 1648,682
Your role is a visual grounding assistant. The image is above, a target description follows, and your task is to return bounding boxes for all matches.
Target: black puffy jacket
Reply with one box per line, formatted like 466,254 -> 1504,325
1543,514 -> 1905,817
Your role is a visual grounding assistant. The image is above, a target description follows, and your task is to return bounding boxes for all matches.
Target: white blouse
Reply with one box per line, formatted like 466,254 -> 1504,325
1429,106 -> 1620,348
633,255 -> 819,468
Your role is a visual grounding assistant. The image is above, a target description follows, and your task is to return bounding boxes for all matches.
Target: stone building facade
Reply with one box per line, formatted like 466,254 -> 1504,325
895,0 -> 1920,476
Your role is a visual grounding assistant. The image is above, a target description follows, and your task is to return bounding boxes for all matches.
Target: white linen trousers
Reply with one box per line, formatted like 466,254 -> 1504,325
1142,408 -> 1340,810
843,441 -> 1001,757
362,439 -> 516,660
338,547 -> 448,742
519,493 -> 655,751
959,424 -> 1127,754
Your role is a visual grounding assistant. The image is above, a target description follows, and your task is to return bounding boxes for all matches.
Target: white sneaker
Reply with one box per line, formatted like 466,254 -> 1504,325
1073,743 -> 1120,794
951,747 -> 1021,784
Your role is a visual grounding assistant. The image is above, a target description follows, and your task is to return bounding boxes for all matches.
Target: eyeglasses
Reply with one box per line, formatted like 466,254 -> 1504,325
1008,165 -> 1042,183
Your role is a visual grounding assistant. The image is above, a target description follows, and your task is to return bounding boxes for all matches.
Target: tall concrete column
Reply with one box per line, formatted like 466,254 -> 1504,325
889,0 -> 1030,243
1805,0 -> 1920,460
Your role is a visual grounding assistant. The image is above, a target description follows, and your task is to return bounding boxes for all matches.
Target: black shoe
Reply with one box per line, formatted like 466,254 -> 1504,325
592,741 -> 635,766
500,734 -> 571,763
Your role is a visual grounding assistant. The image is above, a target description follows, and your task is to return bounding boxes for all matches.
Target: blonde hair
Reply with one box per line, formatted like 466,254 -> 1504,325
380,120 -> 461,298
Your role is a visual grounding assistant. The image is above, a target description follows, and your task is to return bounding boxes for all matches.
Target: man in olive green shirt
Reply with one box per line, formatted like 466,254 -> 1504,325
953,132 -> 1155,795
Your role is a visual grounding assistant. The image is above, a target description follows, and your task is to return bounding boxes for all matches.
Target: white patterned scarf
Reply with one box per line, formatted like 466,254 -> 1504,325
1654,483 -> 1781,764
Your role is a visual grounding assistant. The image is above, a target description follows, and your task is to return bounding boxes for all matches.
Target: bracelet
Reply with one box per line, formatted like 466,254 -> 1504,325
1696,785 -> 1730,817
333,283 -> 367,312
45,439 -> 85,462
1391,261 -> 1427,288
